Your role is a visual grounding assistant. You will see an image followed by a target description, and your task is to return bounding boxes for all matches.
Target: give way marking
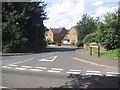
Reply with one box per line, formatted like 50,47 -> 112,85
39,56 -> 57,62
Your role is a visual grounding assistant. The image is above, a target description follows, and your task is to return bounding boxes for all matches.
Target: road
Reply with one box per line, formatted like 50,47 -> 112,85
1,46 -> 119,88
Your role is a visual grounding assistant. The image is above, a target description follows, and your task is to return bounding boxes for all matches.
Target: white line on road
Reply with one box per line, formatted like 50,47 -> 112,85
69,69 -> 82,72
9,64 -> 18,67
38,56 -> 57,62
86,73 -> 101,76
35,67 -> 47,69
2,66 -> 12,69
21,65 -> 32,68
106,72 -> 120,76
30,69 -> 42,71
106,72 -> 119,74
86,70 -> 100,73
51,68 -> 63,71
86,70 -> 101,76
73,57 -> 89,63
47,70 -> 61,73
0,86 -> 9,89
39,56 -> 57,62
15,67 -> 26,70
66,71 -> 80,74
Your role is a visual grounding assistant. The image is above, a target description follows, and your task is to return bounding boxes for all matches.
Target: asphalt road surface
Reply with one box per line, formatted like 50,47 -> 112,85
1,46 -> 119,88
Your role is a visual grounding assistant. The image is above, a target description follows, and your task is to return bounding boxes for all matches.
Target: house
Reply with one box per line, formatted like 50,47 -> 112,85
62,26 -> 78,45
45,27 -> 67,44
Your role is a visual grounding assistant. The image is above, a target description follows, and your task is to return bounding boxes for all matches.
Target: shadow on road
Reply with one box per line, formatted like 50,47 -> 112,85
58,74 -> 120,89
2,74 -> 120,90
43,47 -> 79,53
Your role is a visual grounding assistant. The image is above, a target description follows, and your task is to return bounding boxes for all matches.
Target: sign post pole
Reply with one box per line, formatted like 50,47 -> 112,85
90,47 -> 92,56
98,45 -> 100,57
90,42 -> 100,57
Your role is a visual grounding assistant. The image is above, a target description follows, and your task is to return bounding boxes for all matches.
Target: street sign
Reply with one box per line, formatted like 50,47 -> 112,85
90,42 -> 100,57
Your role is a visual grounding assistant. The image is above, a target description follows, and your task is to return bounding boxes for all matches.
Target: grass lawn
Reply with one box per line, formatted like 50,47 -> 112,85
88,49 -> 119,60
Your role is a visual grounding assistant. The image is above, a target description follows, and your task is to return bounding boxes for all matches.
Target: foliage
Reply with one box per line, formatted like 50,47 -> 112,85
83,33 -> 99,44
44,26 -> 49,31
71,41 -> 75,45
2,2 -> 47,53
98,11 -> 120,50
76,14 -> 98,41
81,9 -> 119,50
47,40 -> 56,45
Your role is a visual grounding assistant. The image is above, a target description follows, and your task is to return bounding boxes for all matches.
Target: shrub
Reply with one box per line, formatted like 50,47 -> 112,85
83,33 -> 98,44
71,42 -> 75,45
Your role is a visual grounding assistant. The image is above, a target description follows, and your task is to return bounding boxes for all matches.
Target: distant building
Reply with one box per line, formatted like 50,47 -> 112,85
62,26 -> 78,45
45,26 -> 78,45
45,27 -> 67,44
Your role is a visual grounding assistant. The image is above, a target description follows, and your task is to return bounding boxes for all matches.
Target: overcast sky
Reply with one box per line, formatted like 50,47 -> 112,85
43,0 -> 119,29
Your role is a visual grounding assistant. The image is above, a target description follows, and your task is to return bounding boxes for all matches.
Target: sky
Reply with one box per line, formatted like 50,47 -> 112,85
43,0 -> 119,29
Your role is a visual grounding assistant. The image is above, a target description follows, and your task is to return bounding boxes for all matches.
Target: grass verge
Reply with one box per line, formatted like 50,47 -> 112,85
88,49 -> 119,60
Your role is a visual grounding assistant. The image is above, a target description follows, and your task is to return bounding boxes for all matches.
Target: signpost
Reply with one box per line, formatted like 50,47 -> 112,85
90,42 -> 100,57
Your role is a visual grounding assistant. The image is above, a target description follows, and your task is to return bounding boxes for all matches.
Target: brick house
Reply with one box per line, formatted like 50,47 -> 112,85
62,26 -> 78,44
45,27 -> 67,44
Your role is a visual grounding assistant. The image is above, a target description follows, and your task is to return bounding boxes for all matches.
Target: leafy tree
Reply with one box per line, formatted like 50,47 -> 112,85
76,14 -> 98,41
2,2 -> 47,53
98,11 -> 120,50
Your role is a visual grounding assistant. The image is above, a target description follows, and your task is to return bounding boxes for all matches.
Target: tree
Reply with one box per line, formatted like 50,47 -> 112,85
98,10 -> 120,50
2,2 -> 47,53
76,14 -> 98,41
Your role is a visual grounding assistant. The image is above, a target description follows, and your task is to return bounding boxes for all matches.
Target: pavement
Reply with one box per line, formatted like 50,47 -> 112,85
72,48 -> 119,71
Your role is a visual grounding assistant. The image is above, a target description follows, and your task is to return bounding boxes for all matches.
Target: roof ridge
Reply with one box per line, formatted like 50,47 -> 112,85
50,27 -> 65,34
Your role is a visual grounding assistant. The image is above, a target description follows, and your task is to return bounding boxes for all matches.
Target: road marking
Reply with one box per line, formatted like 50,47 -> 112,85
15,67 -> 26,70
66,71 -> 80,74
73,57 -> 89,63
39,56 -> 57,62
2,66 -> 12,69
66,69 -> 81,74
106,72 -> 120,76
9,64 -> 18,67
30,69 -> 42,72
51,68 -> 63,71
86,70 -> 100,73
47,70 -> 61,73
35,67 -> 47,69
69,69 -> 82,72
21,65 -> 31,68
86,73 -> 101,76
86,70 -> 101,76
10,58 -> 34,65
0,86 -> 8,89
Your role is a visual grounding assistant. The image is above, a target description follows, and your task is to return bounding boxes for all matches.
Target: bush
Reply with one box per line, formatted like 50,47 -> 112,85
71,42 -> 75,45
83,33 -> 98,44
47,40 -> 56,45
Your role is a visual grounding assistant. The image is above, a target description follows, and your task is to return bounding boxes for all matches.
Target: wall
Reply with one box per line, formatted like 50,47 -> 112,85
46,30 -> 54,42
68,27 -> 78,44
